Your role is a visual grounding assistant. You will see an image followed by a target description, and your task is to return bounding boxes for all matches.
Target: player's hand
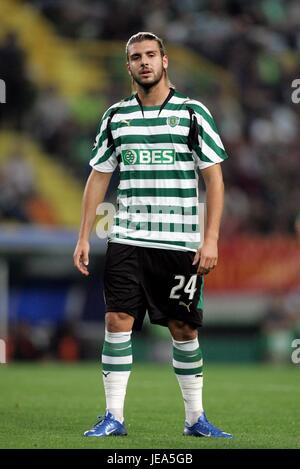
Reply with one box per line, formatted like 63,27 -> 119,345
192,238 -> 218,275
73,239 -> 90,276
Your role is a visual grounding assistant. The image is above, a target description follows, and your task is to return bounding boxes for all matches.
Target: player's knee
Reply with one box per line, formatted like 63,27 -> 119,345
105,312 -> 133,332
168,319 -> 198,341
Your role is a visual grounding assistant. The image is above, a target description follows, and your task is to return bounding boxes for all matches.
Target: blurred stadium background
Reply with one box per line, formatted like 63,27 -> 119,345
0,0 -> 300,368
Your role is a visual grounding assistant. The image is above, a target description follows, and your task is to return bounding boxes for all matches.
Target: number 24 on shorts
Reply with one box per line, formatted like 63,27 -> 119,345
169,275 -> 197,300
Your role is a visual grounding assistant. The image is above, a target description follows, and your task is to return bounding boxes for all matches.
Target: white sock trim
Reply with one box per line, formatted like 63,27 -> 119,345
172,337 -> 199,352
105,329 -> 132,343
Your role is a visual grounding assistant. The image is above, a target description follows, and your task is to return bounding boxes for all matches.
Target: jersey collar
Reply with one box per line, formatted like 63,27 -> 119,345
135,87 -> 175,117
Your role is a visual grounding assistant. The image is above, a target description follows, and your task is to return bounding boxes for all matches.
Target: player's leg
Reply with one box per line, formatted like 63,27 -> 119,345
84,243 -> 145,437
102,312 -> 134,424
168,319 -> 232,438
141,247 -> 205,428
168,319 -> 204,427
84,311 -> 134,437
141,247 -> 232,438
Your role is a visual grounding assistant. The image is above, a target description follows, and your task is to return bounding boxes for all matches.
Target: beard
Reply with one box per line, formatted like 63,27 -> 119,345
131,65 -> 165,90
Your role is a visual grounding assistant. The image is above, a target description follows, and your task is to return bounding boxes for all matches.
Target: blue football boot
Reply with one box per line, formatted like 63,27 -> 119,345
183,412 -> 233,438
83,411 -> 127,437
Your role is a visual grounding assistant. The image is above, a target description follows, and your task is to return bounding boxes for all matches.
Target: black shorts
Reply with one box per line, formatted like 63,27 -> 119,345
103,242 -> 204,331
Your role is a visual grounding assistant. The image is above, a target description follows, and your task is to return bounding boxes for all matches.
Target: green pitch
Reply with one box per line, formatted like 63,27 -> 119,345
0,362 -> 299,449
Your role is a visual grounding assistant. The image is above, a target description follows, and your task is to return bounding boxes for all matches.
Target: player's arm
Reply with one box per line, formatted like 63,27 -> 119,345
73,169 -> 113,276
193,163 -> 224,275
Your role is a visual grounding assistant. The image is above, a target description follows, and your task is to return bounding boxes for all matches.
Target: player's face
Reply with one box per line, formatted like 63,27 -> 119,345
127,40 -> 168,89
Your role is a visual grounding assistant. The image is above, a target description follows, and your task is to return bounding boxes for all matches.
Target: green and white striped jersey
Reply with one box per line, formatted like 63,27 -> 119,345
90,89 -> 228,252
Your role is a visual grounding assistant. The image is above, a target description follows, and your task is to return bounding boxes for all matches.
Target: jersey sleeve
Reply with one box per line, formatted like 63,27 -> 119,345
89,108 -> 118,173
190,102 -> 229,171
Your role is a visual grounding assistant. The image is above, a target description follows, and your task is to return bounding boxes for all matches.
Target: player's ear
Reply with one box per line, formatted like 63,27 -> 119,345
162,55 -> 168,70
127,63 -> 132,77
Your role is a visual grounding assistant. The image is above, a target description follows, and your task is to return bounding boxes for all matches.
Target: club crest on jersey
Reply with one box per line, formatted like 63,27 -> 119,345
122,149 -> 175,165
167,115 -> 180,127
